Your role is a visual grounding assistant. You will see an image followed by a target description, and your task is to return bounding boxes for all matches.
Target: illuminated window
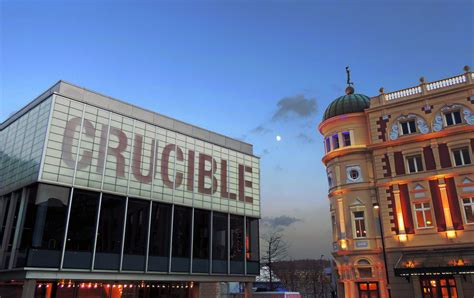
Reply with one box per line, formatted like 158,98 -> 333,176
407,155 -> 424,173
452,147 -> 471,166
444,110 -> 462,126
342,132 -> 351,146
462,197 -> 474,224
400,120 -> 417,135
353,211 -> 367,238
414,202 -> 433,228
332,134 -> 340,150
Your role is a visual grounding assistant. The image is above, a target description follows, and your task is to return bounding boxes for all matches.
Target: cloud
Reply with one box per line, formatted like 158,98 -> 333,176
297,133 -> 315,144
274,164 -> 284,171
236,134 -> 247,141
250,124 -> 272,135
262,215 -> 303,228
271,95 -> 317,121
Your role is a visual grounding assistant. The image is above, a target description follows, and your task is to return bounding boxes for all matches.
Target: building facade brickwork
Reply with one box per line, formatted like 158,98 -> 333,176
319,67 -> 474,298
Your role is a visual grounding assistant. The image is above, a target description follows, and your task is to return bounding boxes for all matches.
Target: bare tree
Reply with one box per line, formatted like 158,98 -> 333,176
261,230 -> 288,291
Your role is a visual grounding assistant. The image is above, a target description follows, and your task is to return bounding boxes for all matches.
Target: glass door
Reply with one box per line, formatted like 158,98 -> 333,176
421,276 -> 458,298
358,282 -> 379,298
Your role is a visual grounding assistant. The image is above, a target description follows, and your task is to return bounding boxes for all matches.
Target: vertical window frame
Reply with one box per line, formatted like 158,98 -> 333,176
444,110 -> 463,126
342,132 -> 351,147
332,134 -> 340,150
461,197 -> 474,225
451,147 -> 472,167
406,154 -> 424,173
399,119 -> 417,135
352,211 -> 367,239
413,202 -> 434,229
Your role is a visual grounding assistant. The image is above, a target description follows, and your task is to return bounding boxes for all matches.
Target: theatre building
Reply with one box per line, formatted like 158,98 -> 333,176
319,67 -> 474,298
0,81 -> 260,297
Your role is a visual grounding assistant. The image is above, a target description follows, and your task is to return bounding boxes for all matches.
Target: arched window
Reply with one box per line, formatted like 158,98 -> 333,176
357,259 -> 371,266
389,114 -> 429,140
433,104 -> 474,132
356,259 -> 373,278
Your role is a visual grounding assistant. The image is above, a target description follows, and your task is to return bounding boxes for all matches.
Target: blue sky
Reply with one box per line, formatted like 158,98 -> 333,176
1,0 -> 473,258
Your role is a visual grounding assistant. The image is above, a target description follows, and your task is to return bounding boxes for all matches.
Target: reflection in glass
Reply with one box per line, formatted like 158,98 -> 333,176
193,209 -> 210,273
94,194 -> 125,270
63,189 -> 100,269
0,195 -> 12,245
16,184 -> 69,268
230,215 -> 244,274
148,202 -> 172,272
122,198 -> 149,271
212,212 -> 228,273
171,206 -> 191,272
246,217 -> 259,274
1,192 -> 21,269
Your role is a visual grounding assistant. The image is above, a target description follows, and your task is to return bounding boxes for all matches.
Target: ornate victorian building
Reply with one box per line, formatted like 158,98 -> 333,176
318,67 -> 474,298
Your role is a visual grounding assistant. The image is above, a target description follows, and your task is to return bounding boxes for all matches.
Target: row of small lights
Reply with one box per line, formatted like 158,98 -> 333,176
399,271 -> 474,277
37,282 -> 194,289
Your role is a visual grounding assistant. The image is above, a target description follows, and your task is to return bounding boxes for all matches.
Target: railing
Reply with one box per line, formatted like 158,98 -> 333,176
426,74 -> 466,91
385,86 -> 422,100
382,69 -> 472,102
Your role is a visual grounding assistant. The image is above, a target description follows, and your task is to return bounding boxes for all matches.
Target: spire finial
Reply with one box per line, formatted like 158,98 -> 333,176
345,66 -> 355,94
346,66 -> 353,86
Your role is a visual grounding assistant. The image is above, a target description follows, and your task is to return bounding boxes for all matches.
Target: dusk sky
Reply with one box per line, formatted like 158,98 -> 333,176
1,0 -> 473,259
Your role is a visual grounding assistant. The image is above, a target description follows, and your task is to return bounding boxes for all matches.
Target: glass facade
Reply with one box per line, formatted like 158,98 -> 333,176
16,184 -> 69,268
0,88 -> 260,278
63,189 -> 100,269
148,202 -> 172,272
192,209 -> 210,273
40,95 -> 260,217
0,97 -> 52,195
0,183 -> 259,275
95,194 -> 125,270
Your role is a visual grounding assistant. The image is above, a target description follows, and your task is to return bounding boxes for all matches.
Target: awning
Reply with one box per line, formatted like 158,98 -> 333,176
394,248 -> 474,277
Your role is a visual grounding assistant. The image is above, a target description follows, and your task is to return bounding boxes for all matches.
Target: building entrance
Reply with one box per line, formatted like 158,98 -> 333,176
357,282 -> 379,298
420,276 -> 458,298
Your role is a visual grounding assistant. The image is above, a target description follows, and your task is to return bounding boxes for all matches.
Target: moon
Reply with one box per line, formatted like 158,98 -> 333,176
276,135 -> 282,142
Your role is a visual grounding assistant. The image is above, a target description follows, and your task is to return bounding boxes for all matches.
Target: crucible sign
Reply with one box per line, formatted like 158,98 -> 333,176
40,96 -> 260,215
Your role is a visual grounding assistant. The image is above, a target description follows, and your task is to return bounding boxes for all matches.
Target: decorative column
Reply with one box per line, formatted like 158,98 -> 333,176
392,186 -> 407,242
430,140 -> 441,170
438,178 -> 456,238
337,198 -> 347,249
387,149 -> 396,178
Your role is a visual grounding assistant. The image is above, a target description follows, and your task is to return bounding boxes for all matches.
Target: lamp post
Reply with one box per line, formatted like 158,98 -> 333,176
373,203 -> 391,298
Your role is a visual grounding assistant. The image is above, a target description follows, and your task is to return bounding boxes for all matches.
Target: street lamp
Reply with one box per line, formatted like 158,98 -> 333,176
373,202 -> 392,298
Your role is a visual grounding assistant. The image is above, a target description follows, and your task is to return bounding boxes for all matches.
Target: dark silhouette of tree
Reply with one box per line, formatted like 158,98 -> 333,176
261,230 -> 288,291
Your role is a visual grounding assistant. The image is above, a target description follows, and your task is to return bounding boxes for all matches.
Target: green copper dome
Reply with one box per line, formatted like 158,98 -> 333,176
322,87 -> 370,121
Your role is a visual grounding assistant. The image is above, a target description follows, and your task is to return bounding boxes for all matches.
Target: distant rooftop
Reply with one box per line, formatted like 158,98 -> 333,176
0,80 -> 254,156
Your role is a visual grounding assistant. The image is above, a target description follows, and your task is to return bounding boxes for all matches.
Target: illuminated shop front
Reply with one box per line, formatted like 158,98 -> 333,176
0,81 -> 260,298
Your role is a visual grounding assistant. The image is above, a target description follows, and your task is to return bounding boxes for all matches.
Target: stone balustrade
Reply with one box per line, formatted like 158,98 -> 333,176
426,74 -> 466,91
385,86 -> 422,101
373,67 -> 473,107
